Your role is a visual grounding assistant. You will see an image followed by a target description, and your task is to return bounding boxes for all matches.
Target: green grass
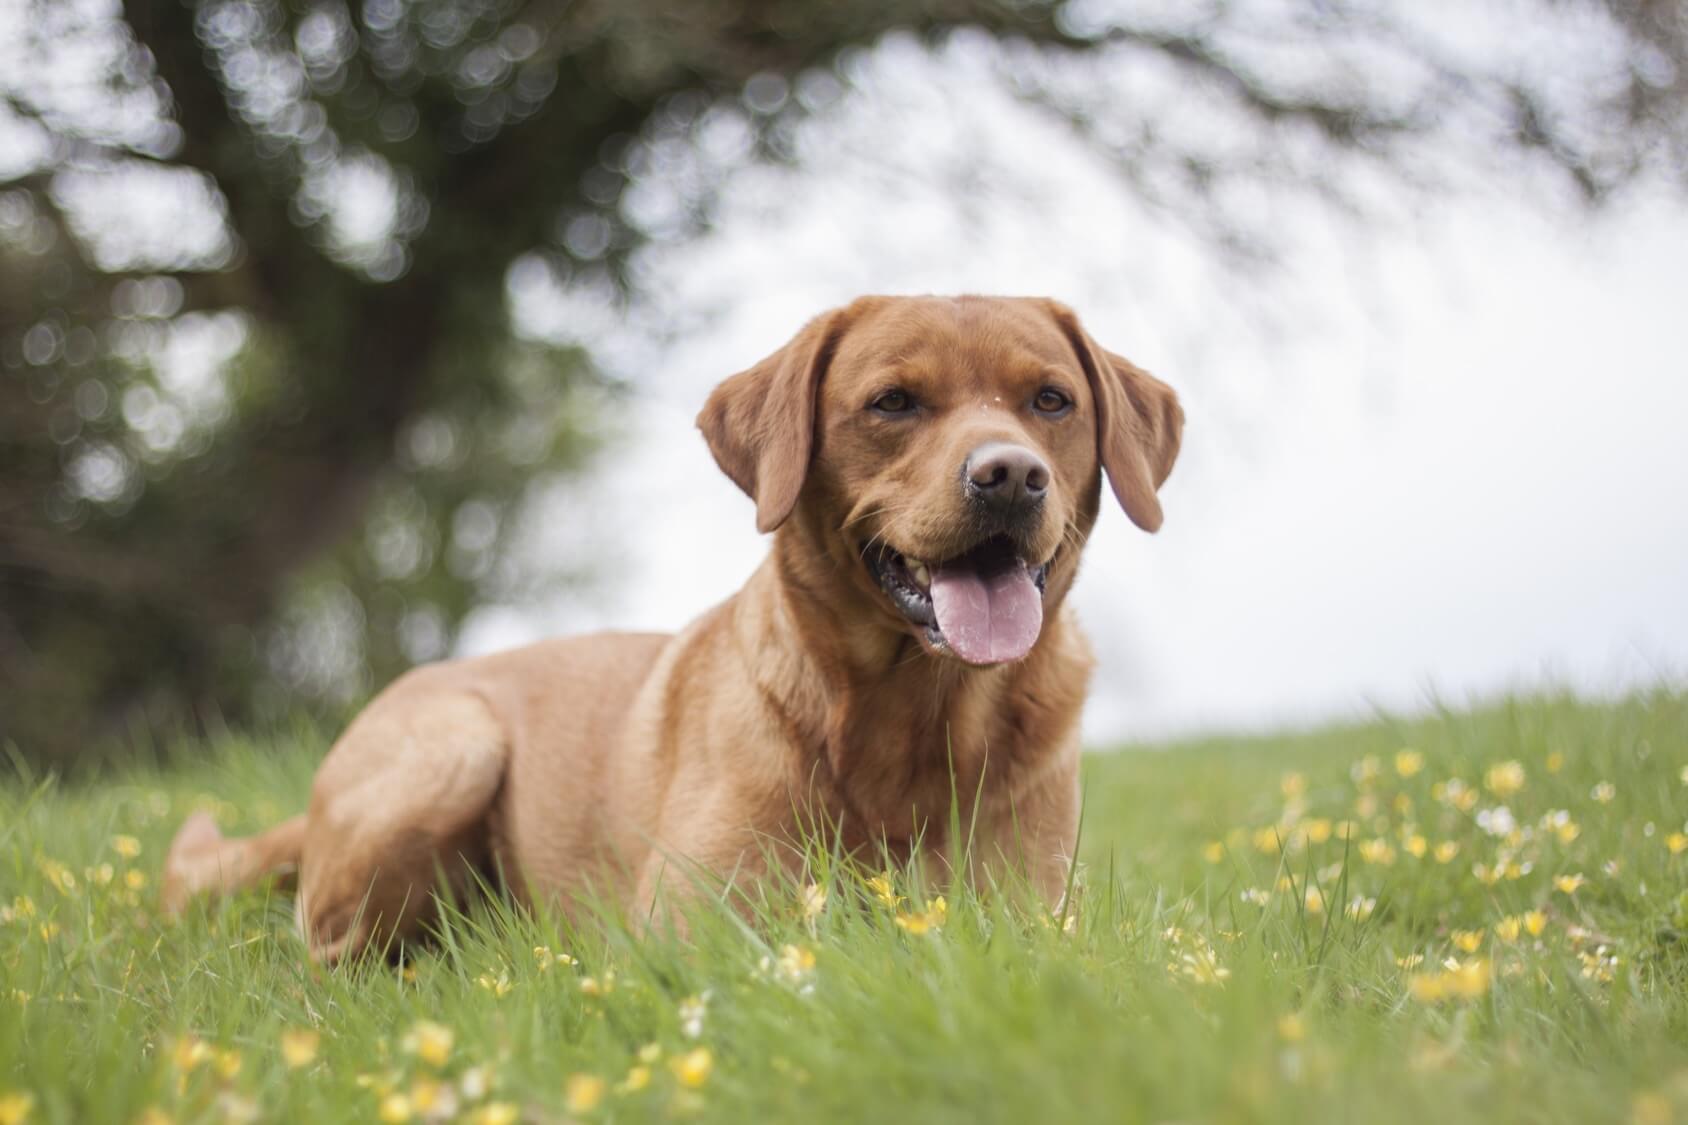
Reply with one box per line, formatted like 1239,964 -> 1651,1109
4,690 -> 1688,1124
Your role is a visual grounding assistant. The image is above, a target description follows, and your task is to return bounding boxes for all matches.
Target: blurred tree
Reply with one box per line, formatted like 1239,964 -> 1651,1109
1,0 -> 1683,764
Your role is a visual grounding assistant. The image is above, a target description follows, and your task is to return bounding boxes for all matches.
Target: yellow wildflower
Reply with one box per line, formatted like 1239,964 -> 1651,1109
1303,888 -> 1326,915
458,1065 -> 494,1102
1172,947 -> 1231,985
135,1110 -> 173,1125
1354,792 -> 1380,819
1408,973 -> 1447,1003
1277,1013 -> 1307,1042
1432,841 -> 1460,864
866,872 -> 901,908
112,835 -> 142,859
1445,958 -> 1492,998
1395,749 -> 1425,777
470,1104 -> 518,1125
1523,910 -> 1548,936
1451,929 -> 1484,953
1201,840 -> 1225,864
1403,834 -> 1428,859
1632,1092 -> 1673,1125
377,1093 -> 413,1123
776,943 -> 815,982
565,1074 -> 607,1114
1451,782 -> 1479,812
1396,953 -> 1425,969
214,1047 -> 243,1079
637,1043 -> 663,1065
1303,818 -> 1333,844
530,939 -> 577,966
1345,896 -> 1377,922
125,870 -> 147,891
670,1047 -> 713,1089
1579,946 -> 1620,982
0,1092 -> 34,1125
1590,782 -> 1616,804
895,896 -> 947,935
402,1021 -> 454,1068
1358,838 -> 1397,866
1667,833 -> 1688,856
1409,959 -> 1491,1003
1554,873 -> 1587,895
410,1078 -> 457,1119
799,882 -> 828,921
36,858 -> 75,894
1494,916 -> 1522,943
476,970 -> 513,998
1484,760 -> 1526,797
1253,827 -> 1285,854
172,1035 -> 212,1071
280,1028 -> 320,1069
616,1065 -> 652,1094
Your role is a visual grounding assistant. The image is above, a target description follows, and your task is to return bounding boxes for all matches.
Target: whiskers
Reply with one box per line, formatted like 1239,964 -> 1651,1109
840,501 -> 920,561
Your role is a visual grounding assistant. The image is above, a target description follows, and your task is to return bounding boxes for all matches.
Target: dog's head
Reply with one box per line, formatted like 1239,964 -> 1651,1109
698,295 -> 1182,666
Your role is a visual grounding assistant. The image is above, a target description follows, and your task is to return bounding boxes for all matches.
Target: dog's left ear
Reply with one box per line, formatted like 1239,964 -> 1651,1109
697,308 -> 845,533
1045,301 -> 1185,533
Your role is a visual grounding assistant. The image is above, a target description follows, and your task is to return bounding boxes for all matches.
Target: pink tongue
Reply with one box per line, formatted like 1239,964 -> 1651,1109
929,560 -> 1044,665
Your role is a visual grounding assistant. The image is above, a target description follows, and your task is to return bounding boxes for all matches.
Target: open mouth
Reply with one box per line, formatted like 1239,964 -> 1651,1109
862,534 -> 1051,666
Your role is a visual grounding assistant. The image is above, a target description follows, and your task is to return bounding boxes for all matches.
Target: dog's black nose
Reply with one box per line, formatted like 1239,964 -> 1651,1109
964,442 -> 1050,512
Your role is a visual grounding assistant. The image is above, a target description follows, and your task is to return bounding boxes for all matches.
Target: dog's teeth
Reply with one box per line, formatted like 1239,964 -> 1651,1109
908,561 -> 931,588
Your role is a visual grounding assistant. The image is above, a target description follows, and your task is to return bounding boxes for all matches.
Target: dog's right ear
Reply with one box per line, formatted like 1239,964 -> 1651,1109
697,309 -> 845,534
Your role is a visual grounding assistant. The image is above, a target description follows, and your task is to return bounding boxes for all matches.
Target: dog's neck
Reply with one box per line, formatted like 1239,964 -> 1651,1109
726,522 -> 1090,845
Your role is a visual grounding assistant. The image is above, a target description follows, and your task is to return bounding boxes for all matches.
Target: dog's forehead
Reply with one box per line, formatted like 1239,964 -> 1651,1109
832,297 -> 1077,380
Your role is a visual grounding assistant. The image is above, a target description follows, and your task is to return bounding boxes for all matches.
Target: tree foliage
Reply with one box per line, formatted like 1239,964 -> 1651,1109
1,0 -> 1683,763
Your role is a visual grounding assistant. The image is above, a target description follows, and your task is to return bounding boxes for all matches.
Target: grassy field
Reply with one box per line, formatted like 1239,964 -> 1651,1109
3,689 -> 1687,1124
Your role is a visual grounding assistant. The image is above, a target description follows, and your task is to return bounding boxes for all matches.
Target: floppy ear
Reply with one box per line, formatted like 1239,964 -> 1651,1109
1046,303 -> 1184,533
697,309 -> 844,533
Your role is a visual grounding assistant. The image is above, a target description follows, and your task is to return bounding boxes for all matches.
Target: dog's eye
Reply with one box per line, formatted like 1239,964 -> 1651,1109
1033,388 -> 1072,415
870,390 -> 915,415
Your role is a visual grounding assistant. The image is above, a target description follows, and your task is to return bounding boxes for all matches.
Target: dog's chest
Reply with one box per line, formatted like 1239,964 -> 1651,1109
817,697 -> 1027,843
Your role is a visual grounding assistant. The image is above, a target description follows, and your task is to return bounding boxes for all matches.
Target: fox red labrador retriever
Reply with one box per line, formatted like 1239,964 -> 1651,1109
163,295 -> 1183,959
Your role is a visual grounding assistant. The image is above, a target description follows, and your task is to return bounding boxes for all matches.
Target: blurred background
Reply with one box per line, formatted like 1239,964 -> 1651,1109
3,0 -> 1686,767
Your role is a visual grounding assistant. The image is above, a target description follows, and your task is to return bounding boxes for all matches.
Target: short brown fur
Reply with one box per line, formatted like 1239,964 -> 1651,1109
163,295 -> 1182,960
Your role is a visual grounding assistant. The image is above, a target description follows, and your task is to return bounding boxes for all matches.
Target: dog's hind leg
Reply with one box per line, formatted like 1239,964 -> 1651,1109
292,687 -> 509,963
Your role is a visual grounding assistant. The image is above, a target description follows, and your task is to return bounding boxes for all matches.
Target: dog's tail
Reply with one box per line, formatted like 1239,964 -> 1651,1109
161,810 -> 306,916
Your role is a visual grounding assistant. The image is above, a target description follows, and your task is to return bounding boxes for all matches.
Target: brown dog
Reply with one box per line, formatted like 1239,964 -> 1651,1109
163,295 -> 1182,960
